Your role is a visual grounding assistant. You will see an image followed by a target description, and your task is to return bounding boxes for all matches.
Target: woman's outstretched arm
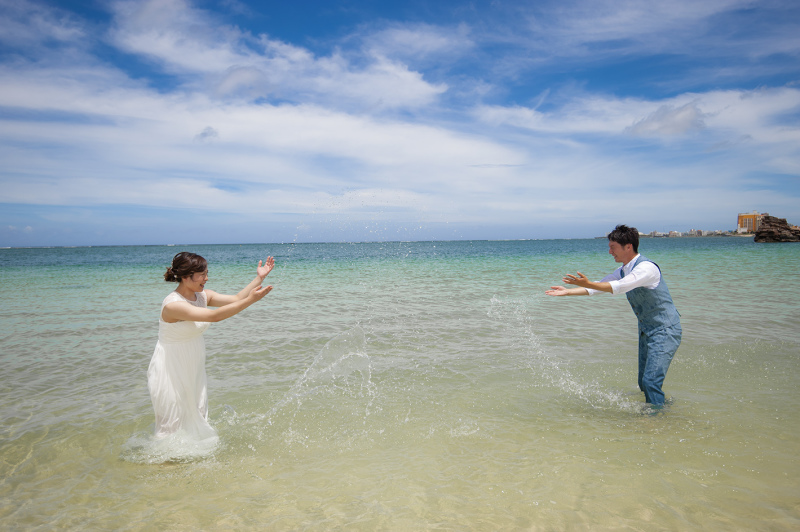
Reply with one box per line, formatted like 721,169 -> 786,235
163,285 -> 272,323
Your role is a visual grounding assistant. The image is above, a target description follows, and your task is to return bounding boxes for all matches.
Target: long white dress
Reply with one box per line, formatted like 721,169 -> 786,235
147,291 -> 217,441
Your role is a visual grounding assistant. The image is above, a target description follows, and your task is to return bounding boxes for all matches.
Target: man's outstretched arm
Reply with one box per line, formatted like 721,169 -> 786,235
545,286 -> 589,296
562,272 -> 613,293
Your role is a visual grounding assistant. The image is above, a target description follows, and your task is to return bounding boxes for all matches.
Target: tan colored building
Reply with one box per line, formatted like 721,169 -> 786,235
737,211 -> 769,233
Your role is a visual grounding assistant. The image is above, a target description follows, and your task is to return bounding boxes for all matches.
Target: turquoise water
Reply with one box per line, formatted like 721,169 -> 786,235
1,238 -> 799,529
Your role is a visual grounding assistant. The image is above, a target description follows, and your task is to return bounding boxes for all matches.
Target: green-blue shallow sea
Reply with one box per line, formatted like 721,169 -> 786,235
1,237 -> 799,530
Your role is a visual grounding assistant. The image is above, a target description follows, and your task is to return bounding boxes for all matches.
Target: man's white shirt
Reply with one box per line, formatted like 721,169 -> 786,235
586,254 -> 661,295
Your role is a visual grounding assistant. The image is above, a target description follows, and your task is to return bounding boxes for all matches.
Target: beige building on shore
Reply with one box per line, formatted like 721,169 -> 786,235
737,211 -> 769,233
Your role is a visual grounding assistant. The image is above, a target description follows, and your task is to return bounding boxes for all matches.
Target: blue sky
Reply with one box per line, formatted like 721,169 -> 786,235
1,0 -> 799,246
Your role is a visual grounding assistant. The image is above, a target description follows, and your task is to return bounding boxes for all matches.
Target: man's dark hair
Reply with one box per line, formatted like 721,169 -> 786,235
608,224 -> 639,253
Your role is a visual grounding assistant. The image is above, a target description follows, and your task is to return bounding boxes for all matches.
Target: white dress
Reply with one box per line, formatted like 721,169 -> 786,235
147,291 -> 217,441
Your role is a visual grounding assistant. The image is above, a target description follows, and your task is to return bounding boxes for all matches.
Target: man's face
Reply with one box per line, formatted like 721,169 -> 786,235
608,241 -> 633,263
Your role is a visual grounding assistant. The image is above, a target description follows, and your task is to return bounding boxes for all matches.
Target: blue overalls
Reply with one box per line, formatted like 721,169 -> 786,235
623,255 -> 682,405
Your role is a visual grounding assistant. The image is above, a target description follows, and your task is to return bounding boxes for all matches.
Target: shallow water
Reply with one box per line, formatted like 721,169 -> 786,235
1,238 -> 799,529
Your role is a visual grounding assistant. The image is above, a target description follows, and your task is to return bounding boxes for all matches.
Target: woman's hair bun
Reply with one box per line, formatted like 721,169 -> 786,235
164,252 -> 207,283
164,266 -> 179,282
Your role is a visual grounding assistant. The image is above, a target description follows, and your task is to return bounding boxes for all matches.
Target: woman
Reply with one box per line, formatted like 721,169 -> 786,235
148,251 -> 274,440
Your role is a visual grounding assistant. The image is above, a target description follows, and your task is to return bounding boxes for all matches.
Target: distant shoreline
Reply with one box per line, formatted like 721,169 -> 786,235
1,235 -> 756,250
594,233 -> 752,239
641,233 -> 752,238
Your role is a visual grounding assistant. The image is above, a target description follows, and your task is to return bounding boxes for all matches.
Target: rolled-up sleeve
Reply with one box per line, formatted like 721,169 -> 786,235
586,269 -> 623,295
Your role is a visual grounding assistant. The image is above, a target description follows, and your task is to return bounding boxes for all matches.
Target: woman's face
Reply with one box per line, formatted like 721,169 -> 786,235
182,269 -> 208,292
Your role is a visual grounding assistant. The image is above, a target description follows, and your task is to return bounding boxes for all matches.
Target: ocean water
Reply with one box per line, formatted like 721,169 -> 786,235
1,238 -> 799,530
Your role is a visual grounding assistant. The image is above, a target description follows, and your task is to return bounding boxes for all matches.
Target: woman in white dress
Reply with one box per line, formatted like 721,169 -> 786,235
148,251 -> 274,440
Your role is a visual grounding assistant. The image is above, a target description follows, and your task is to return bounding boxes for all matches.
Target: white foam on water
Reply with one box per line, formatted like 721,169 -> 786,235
120,429 -> 219,464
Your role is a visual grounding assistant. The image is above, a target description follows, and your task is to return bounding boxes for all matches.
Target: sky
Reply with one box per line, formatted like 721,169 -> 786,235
1,0 -> 799,246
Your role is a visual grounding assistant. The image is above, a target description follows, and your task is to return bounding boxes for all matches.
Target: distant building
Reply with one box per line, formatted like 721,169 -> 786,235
737,211 -> 769,233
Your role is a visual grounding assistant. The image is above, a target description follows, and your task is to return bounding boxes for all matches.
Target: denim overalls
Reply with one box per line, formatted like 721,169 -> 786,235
623,255 -> 682,405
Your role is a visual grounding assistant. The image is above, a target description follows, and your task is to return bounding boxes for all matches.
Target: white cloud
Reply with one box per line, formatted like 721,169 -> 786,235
521,0 -> 758,56
3,225 -> 34,235
626,103 -> 706,137
474,87 -> 800,146
2,53 -> 796,229
363,23 -> 474,62
111,0 -> 253,73
108,0 -> 447,110
0,56 -> 525,215
474,97 -> 646,134
0,0 -> 85,48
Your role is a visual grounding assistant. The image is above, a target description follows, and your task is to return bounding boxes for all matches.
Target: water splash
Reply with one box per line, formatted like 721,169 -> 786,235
487,296 -> 643,413
265,325 -> 374,420
229,326 -> 380,450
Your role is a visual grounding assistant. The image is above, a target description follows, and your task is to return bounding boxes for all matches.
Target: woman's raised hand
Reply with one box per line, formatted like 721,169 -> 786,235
257,257 -> 275,280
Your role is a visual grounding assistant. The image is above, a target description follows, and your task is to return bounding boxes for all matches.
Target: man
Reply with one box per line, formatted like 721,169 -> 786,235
545,225 -> 681,406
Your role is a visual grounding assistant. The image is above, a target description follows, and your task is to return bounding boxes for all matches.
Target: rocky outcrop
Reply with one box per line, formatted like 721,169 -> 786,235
754,215 -> 800,242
